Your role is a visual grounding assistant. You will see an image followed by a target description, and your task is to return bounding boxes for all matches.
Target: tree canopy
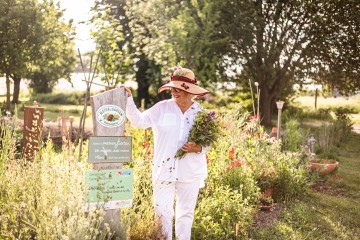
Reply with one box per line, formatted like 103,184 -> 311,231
0,0 -> 76,110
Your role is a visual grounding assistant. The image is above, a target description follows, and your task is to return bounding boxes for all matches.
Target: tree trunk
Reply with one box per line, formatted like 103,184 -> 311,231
12,75 -> 21,104
260,86 -> 275,127
5,73 -> 11,111
135,55 -> 151,108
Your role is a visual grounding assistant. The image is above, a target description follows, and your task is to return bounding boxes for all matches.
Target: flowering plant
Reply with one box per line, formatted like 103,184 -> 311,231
175,109 -> 221,159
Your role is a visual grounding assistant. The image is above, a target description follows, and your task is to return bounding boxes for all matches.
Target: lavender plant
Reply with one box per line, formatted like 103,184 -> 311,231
175,110 -> 221,159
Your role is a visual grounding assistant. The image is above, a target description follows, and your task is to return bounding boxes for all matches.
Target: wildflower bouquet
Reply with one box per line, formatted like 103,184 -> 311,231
175,110 -> 221,159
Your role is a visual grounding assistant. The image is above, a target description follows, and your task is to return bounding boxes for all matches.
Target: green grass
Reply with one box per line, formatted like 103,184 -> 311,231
248,133 -> 360,239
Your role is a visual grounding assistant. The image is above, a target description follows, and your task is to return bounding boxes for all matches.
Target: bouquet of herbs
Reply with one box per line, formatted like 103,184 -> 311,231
175,110 -> 221,159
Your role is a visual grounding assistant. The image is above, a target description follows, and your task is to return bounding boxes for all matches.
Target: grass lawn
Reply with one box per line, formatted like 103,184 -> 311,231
248,133 -> 360,239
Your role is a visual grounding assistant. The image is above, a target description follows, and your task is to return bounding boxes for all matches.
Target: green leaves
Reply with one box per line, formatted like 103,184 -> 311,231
91,0 -> 130,87
28,0 -> 76,93
0,0 -> 76,96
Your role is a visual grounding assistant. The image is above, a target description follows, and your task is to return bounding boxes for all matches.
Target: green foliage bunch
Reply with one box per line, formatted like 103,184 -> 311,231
206,108 -> 260,204
0,118 -> 17,174
333,107 -> 353,142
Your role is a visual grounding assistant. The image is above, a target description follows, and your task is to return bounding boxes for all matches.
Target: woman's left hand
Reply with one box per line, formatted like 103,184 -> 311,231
182,142 -> 202,153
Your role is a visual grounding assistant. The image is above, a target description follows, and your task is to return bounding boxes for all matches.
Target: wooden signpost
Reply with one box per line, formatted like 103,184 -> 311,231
23,102 -> 44,159
86,87 -> 132,234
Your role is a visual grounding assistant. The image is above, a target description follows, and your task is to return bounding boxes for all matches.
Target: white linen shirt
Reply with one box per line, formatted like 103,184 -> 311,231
126,96 -> 209,186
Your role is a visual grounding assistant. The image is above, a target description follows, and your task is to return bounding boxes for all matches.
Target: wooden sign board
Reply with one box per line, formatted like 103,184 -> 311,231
23,106 -> 44,159
88,136 -> 132,163
89,87 -> 130,230
85,169 -> 133,210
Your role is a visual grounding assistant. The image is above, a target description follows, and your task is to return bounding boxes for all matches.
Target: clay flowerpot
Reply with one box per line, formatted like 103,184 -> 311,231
259,195 -> 274,211
262,186 -> 273,197
308,160 -> 339,175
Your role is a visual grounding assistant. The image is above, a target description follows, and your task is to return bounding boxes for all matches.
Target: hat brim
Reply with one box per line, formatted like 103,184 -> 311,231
158,81 -> 209,96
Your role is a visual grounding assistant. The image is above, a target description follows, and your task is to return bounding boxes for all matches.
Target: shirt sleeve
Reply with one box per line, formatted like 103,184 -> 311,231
125,96 -> 160,129
201,145 -> 211,154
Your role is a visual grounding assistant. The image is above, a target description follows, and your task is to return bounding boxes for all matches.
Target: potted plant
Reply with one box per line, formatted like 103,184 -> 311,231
259,194 -> 274,211
308,153 -> 339,175
257,166 -> 277,196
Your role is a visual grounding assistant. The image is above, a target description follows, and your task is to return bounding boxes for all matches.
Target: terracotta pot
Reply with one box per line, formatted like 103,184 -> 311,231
262,187 -> 273,197
260,205 -> 272,211
308,160 -> 339,175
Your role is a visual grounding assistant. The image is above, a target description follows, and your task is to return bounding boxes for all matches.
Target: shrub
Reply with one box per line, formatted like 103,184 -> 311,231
32,92 -> 87,105
192,185 -> 254,239
283,119 -> 307,152
316,108 -> 353,154
219,163 -> 260,204
334,107 -> 353,142
272,152 -> 312,202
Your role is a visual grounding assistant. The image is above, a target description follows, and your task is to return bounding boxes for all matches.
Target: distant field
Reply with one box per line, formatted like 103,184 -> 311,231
294,95 -> 360,124
294,95 -> 360,111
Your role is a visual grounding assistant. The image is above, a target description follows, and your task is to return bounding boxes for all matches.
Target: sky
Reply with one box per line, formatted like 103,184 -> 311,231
58,0 -> 96,52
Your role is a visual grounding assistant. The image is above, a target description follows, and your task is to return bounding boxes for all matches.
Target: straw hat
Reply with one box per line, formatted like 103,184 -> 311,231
158,67 -> 209,96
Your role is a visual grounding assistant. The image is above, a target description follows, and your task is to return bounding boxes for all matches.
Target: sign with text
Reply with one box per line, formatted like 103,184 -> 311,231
85,169 -> 133,210
88,136 -> 132,163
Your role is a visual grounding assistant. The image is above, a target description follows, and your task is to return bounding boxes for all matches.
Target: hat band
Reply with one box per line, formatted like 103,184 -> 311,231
170,75 -> 198,85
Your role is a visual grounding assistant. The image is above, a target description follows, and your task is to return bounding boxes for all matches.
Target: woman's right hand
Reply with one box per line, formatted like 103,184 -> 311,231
118,85 -> 132,97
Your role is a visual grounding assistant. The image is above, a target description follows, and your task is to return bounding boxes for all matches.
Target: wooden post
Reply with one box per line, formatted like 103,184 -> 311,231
90,87 -> 128,235
23,102 -> 44,159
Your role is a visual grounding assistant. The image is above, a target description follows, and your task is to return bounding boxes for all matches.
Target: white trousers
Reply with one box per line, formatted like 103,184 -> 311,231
153,179 -> 200,240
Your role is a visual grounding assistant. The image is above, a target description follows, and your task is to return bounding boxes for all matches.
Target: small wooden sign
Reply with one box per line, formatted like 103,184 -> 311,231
88,136 -> 132,163
23,106 -> 44,159
85,169 -> 133,210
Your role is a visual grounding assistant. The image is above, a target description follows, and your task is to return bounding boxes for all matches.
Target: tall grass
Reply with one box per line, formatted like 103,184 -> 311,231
0,121 -> 116,239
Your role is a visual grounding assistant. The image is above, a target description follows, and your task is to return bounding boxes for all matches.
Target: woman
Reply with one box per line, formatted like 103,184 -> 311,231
123,67 -> 210,240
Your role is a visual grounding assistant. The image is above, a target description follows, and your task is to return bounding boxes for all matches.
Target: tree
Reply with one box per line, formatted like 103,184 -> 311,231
91,0 -> 163,107
91,0 -> 130,88
92,0 -> 359,124
128,0 -> 229,88
0,0 -> 76,110
219,0 -> 360,125
0,0 -> 39,110
308,0 -> 360,95
127,0 -> 360,125
28,0 -> 76,94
